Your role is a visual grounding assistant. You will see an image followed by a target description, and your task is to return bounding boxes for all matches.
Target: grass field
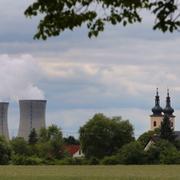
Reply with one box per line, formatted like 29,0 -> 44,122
0,165 -> 179,180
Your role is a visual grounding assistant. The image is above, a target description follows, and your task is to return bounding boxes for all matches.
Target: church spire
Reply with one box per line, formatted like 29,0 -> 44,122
163,89 -> 174,115
152,88 -> 163,115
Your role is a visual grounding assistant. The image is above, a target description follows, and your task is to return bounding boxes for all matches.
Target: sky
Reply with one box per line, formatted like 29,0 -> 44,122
1,0 -> 180,138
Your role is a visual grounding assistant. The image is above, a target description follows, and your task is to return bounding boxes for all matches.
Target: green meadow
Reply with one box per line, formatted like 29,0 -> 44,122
0,165 -> 179,180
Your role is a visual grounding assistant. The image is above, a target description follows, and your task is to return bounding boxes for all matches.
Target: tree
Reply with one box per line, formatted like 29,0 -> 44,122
146,139 -> 180,164
160,114 -> 175,142
25,0 -> 180,40
37,125 -> 64,159
137,129 -> 160,147
0,136 -> 11,165
10,137 -> 30,156
39,127 -> 49,143
63,136 -> 80,145
138,131 -> 155,147
28,128 -> 38,145
117,141 -> 146,164
79,113 -> 134,159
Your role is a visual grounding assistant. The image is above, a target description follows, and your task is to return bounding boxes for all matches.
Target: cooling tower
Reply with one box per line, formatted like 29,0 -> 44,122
18,100 -> 46,140
0,102 -> 9,139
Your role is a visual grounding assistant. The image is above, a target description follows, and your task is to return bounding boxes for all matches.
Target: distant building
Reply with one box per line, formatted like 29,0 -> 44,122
144,134 -> 160,151
145,89 -> 180,150
18,100 -> 46,140
64,145 -> 84,158
0,102 -> 9,139
150,89 -> 175,130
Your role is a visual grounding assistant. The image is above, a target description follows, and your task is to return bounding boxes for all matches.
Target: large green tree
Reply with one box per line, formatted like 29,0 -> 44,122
79,113 -> 134,159
63,136 -> 80,145
37,125 -> 64,159
25,0 -> 180,40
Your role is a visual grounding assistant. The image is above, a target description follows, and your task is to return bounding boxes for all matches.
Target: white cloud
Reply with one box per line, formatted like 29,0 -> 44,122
2,0 -> 180,138
0,54 -> 44,101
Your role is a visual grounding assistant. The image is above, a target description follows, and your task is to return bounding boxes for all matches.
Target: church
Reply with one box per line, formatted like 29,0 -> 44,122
150,88 -> 180,139
144,89 -> 180,151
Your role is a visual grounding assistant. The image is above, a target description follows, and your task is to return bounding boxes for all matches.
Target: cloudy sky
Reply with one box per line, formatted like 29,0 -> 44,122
1,0 -> 180,138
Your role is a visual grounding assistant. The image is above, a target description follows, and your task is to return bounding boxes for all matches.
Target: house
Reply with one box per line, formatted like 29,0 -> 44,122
64,145 -> 84,158
144,134 -> 160,151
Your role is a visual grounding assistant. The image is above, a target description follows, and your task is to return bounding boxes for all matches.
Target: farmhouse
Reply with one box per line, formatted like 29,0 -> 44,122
64,145 -> 84,158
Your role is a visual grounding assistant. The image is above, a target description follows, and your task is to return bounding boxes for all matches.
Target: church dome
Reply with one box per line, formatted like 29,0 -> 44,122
163,89 -> 174,115
152,88 -> 163,115
163,106 -> 174,115
152,105 -> 163,115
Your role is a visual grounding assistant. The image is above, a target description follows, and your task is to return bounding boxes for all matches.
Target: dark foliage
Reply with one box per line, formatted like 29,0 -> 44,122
160,114 -> 175,142
63,136 -> 80,145
28,128 -> 38,145
25,0 -> 180,40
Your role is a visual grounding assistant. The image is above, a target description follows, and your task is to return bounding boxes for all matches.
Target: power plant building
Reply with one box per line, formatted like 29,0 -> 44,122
18,100 -> 46,140
0,102 -> 9,139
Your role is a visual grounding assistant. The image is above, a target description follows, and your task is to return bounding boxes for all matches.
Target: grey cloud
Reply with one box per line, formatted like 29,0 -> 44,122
46,108 -> 150,138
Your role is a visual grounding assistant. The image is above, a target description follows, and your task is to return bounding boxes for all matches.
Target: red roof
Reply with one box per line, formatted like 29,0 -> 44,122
64,145 -> 80,156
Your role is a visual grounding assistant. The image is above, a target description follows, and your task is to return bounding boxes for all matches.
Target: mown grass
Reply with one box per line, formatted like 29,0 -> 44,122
0,165 -> 179,180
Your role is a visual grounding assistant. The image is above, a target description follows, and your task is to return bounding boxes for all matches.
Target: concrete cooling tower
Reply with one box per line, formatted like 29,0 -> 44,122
0,102 -> 9,139
18,100 -> 46,140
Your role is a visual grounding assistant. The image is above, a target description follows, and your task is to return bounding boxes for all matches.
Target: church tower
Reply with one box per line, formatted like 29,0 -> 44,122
163,89 -> 175,129
150,88 -> 163,130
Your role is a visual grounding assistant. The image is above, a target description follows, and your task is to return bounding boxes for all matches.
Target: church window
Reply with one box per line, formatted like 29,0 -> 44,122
153,121 -> 156,127
171,122 -> 173,127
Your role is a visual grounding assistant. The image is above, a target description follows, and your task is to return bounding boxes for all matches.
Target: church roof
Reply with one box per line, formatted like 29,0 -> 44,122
163,89 -> 174,116
152,88 -> 163,115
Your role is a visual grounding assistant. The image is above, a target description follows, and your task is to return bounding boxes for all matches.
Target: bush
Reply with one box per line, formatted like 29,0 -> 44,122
160,146 -> 180,164
0,137 -> 11,165
55,157 -> 86,165
117,141 -> 146,164
137,130 -> 157,147
87,157 -> 99,165
12,155 -> 43,165
101,156 -> 119,165
146,139 -> 179,164
10,137 -> 30,156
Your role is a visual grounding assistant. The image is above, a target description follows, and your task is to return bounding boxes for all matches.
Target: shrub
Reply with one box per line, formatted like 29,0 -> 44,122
87,157 -> 99,165
0,137 -> 11,165
12,155 -> 43,165
117,141 -> 146,164
146,139 -> 179,164
10,137 -> 30,156
101,156 -> 119,165
55,157 -> 86,165
160,147 -> 180,164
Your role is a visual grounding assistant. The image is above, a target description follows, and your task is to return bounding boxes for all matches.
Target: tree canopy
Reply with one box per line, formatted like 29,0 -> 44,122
79,113 -> 134,159
25,0 -> 180,40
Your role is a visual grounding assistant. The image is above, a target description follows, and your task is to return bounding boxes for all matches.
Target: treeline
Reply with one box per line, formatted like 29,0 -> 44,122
0,113 -> 180,165
79,113 -> 180,165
